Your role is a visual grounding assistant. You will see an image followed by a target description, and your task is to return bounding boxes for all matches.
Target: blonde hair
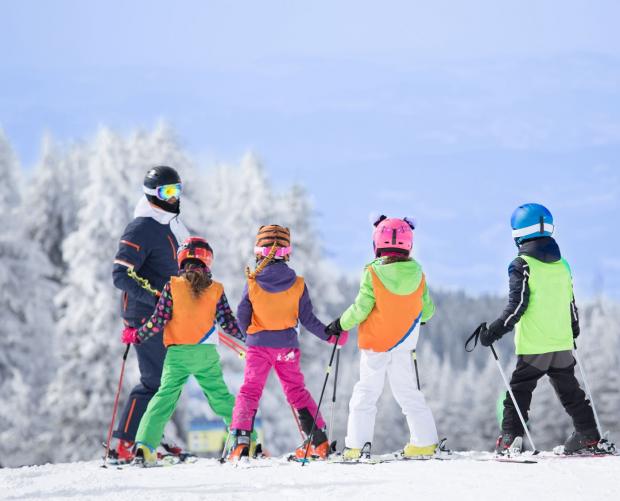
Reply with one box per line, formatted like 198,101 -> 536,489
246,242 -> 278,279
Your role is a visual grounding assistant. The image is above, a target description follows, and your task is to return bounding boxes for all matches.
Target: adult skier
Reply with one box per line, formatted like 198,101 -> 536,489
478,203 -> 600,454
110,166 -> 189,463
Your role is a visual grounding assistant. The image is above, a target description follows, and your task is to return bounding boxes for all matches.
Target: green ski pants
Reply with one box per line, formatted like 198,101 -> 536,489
135,344 -> 236,450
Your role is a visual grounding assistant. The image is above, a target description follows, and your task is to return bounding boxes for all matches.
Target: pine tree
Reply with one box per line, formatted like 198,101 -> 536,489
22,135 -> 86,281
0,129 -> 54,467
44,129 -> 139,461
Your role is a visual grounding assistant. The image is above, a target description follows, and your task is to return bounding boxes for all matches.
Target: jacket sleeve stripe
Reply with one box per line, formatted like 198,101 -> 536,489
503,266 -> 529,327
120,239 -> 141,251
113,259 -> 135,270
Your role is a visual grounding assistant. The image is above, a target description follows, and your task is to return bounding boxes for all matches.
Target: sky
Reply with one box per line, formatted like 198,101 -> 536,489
2,0 -> 620,298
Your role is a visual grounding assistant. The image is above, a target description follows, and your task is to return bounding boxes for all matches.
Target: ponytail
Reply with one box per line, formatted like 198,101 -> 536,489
246,243 -> 278,280
182,266 -> 213,298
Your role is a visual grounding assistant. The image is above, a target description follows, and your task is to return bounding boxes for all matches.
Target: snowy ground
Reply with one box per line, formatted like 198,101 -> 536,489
2,454 -> 620,501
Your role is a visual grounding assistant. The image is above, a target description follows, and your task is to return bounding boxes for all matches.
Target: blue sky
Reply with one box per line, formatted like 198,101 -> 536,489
2,1 -> 620,298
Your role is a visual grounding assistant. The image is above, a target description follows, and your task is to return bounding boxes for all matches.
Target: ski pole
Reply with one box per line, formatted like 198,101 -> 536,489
102,343 -> 131,467
218,332 -> 247,359
220,430 -> 232,463
490,344 -> 538,453
290,404 -> 305,441
412,349 -> 421,390
328,346 -> 342,445
573,341 -> 603,436
301,338 -> 340,466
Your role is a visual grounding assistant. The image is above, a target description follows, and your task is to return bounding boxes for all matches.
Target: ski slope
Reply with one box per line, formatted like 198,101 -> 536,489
2,454 -> 620,501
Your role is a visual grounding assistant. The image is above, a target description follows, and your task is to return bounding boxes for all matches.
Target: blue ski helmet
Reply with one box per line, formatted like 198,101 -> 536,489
510,203 -> 554,244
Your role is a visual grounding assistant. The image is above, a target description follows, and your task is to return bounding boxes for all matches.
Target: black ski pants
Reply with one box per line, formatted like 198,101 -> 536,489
113,318 -> 167,442
502,350 -> 597,436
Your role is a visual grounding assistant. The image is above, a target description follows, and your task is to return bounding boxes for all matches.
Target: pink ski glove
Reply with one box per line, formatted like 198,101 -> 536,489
121,327 -> 140,345
328,330 -> 349,346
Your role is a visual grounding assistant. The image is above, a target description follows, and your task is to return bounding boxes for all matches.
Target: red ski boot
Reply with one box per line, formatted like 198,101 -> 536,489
113,440 -> 135,464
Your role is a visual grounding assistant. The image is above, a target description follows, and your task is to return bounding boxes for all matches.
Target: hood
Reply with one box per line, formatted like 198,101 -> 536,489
134,196 -> 177,224
254,261 -> 298,293
370,258 -> 424,295
133,196 -> 190,244
518,236 -> 562,263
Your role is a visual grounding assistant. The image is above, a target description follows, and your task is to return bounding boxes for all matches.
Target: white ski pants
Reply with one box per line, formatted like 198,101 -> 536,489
345,349 -> 438,449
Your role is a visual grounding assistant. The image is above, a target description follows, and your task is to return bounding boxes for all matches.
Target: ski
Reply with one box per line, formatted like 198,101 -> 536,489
101,442 -> 199,468
548,441 -> 617,458
471,456 -> 538,464
449,450 -> 538,464
226,456 -> 291,469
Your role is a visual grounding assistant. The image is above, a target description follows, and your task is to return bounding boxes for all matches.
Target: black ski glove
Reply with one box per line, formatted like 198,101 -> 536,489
325,318 -> 343,338
480,320 -> 505,347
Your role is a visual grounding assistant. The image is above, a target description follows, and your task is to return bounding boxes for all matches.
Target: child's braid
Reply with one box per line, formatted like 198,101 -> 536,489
246,242 -> 278,279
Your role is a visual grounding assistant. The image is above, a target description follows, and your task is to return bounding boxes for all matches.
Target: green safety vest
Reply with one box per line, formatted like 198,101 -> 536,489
514,255 -> 574,355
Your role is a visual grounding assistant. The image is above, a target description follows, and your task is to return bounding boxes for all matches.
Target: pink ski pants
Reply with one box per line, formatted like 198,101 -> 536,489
231,346 -> 325,431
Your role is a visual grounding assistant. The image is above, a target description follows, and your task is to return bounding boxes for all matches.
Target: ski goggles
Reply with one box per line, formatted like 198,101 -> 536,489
254,245 -> 292,258
143,183 -> 183,201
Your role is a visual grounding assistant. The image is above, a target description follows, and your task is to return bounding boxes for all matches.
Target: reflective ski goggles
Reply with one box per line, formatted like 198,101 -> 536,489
143,183 -> 183,201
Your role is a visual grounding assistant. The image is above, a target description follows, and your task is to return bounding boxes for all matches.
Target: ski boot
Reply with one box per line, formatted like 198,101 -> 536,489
133,443 -> 158,467
109,440 -> 135,464
227,430 -> 251,462
294,439 -> 330,460
403,442 -> 437,458
294,426 -> 330,460
342,442 -> 372,461
564,429 -> 601,454
160,436 -> 196,462
495,434 -> 523,455
251,442 -> 268,459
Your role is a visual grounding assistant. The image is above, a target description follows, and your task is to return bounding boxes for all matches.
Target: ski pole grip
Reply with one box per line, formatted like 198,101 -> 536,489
122,344 -> 131,360
465,323 -> 485,352
490,344 -> 499,361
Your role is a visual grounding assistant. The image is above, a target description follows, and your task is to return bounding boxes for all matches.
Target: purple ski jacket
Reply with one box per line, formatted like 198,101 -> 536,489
237,261 -> 329,348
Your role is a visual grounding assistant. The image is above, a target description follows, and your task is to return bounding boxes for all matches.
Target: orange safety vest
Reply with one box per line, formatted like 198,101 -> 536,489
358,268 -> 425,352
164,276 -> 223,347
246,277 -> 305,334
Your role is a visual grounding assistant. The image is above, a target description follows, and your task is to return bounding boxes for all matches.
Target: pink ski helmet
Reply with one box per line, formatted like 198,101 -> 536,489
372,215 -> 415,257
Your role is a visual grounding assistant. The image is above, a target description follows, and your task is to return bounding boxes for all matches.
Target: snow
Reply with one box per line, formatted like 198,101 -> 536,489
2,455 -> 619,501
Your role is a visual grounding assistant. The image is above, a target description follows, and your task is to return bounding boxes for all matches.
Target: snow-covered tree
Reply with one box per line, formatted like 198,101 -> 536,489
0,129 -> 54,467
44,129 -> 138,461
22,135 -> 86,281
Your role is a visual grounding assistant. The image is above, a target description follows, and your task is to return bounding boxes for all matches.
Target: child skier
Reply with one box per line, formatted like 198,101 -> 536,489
328,216 -> 439,460
227,224 -> 344,461
478,203 -> 600,454
120,236 -> 244,466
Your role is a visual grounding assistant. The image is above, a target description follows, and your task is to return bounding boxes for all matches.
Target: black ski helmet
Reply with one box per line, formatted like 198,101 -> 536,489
143,166 -> 182,213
